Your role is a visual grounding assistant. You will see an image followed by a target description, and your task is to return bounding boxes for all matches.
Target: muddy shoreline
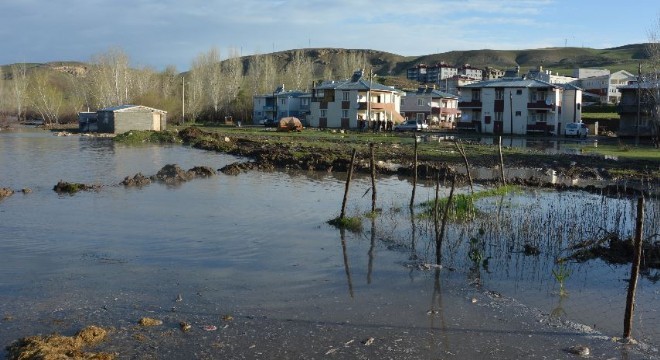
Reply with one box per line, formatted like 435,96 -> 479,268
171,127 -> 658,196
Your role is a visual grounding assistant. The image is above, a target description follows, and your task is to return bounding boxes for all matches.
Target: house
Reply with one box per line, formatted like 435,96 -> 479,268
309,70 -> 404,129
95,105 -> 167,134
457,77 -> 582,135
252,85 -> 309,124
526,66 -> 577,84
616,82 -> 659,138
439,75 -> 481,95
401,85 -> 460,128
575,69 -> 635,104
459,64 -> 483,80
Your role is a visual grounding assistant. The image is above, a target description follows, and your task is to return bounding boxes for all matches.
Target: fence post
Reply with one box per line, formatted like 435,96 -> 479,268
410,135 -> 418,209
340,148 -> 357,219
623,197 -> 644,339
370,143 -> 377,213
498,136 -> 506,186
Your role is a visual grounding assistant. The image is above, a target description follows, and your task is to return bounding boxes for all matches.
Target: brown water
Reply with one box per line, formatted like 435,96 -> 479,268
0,128 -> 658,359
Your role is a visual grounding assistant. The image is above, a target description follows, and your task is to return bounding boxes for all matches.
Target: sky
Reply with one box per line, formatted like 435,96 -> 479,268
0,0 -> 658,72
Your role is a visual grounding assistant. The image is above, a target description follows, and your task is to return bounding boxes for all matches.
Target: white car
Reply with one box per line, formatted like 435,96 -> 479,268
395,120 -> 429,132
565,122 -> 588,138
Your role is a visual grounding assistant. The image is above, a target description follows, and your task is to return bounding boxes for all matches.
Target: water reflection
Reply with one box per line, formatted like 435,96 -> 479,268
340,228 -> 354,298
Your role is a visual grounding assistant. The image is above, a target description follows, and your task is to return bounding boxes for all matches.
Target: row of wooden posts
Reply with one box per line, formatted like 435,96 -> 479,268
336,135 -> 646,342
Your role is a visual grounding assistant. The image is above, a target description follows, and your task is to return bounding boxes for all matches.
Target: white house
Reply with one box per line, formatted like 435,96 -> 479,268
253,85 -> 309,123
457,77 -> 582,135
575,69 -> 635,104
309,70 -> 404,129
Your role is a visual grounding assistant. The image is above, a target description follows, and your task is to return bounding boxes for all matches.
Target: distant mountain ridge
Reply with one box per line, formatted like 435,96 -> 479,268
2,43 -> 650,79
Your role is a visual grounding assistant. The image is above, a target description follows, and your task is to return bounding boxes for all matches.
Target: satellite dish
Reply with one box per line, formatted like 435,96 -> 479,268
545,95 -> 554,105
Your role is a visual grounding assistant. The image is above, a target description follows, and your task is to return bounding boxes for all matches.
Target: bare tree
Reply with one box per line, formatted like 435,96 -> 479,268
222,48 -> 243,110
10,63 -> 28,121
28,69 -> 63,125
285,50 -> 314,91
88,47 -> 132,108
645,15 -> 660,147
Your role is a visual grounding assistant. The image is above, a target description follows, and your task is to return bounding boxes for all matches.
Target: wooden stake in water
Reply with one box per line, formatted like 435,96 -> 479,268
340,148 -> 357,220
437,174 -> 456,265
410,135 -> 418,209
455,139 -> 474,195
498,136 -> 506,186
623,197 -> 645,339
370,143 -> 377,213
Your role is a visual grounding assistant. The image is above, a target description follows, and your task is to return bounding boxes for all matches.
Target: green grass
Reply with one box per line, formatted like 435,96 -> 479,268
114,130 -> 181,145
327,216 -> 363,232
581,113 -> 620,120
573,144 -> 660,161
420,185 -> 521,221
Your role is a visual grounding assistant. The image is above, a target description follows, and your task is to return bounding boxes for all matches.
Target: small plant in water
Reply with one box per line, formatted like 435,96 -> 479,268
552,259 -> 571,296
328,216 -> 363,232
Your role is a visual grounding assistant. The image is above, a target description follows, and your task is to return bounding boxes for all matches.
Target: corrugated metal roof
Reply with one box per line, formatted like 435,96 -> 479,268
99,105 -> 167,113
406,88 -> 458,99
315,79 -> 398,92
459,78 -> 559,89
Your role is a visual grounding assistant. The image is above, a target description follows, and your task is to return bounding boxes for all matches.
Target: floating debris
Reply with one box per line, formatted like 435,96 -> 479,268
179,322 -> 192,332
203,325 -> 217,331
222,314 -> 234,321
175,294 -> 183,302
138,317 -> 163,326
362,337 -> 375,346
6,325 -> 114,360
566,345 -> 590,357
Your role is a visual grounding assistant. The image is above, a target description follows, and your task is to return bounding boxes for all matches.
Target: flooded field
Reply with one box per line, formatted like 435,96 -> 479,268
0,128 -> 658,359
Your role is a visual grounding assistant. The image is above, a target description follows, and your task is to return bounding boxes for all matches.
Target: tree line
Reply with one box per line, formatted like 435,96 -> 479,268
0,47 -> 369,126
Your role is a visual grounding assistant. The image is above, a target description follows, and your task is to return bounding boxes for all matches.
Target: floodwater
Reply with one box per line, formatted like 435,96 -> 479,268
0,127 -> 658,359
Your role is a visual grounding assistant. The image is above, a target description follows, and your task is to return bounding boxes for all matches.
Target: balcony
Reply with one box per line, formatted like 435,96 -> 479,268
527,101 -> 554,110
458,100 -> 482,109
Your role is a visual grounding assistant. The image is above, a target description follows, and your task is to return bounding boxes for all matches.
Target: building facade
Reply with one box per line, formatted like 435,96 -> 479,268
457,78 -> 582,135
253,85 -> 309,124
309,70 -> 404,129
616,82 -> 659,138
401,86 -> 460,127
95,105 -> 167,134
576,69 -> 635,104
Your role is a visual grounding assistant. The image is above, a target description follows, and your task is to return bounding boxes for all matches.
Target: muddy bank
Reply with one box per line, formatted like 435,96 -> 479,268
6,325 -> 114,360
175,127 -> 657,195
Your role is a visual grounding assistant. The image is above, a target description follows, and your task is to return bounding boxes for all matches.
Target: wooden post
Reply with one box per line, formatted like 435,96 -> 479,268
498,136 -> 506,186
370,143 -> 377,213
623,197 -> 645,339
410,135 -> 418,209
437,174 -> 456,265
433,171 -> 441,262
455,140 -> 474,195
340,148 -> 357,219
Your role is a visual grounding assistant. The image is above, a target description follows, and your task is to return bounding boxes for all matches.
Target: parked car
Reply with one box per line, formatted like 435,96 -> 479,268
263,119 -> 277,127
564,122 -> 588,138
394,120 -> 429,132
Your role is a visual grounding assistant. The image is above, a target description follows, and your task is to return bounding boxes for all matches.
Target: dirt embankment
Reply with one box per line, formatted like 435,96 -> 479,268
176,127 -> 658,195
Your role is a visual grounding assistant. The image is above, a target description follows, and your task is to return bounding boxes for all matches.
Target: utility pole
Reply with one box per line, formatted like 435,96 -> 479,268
509,90 -> 514,135
182,76 -> 185,124
636,62 -> 641,147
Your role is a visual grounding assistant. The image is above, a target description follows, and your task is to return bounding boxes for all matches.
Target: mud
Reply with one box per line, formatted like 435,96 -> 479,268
53,181 -> 102,194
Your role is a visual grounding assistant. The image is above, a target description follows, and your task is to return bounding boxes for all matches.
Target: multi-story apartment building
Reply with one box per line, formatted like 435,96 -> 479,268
457,78 -> 582,135
575,69 -> 635,104
407,62 -> 458,83
309,70 -> 404,129
483,67 -> 505,80
400,85 -> 460,127
253,85 -> 309,123
616,82 -> 658,138
459,64 -> 483,80
439,75 -> 481,95
526,66 -> 576,84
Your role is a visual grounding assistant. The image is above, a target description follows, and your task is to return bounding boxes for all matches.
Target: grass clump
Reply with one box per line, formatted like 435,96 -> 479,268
328,216 -> 363,232
421,185 -> 520,221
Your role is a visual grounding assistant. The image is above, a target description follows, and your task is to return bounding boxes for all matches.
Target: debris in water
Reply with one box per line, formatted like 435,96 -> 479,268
344,339 -> 354,346
138,317 -> 163,326
203,325 -> 218,331
222,314 -> 234,321
325,348 -> 338,355
471,297 -> 478,303
180,322 -> 192,332
362,337 -> 375,346
566,345 -> 590,356
523,244 -> 541,256
6,325 -> 114,360
176,294 -> 183,302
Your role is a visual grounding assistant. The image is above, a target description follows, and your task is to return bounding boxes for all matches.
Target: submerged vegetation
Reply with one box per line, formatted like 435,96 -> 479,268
113,130 -> 181,145
419,185 -> 522,221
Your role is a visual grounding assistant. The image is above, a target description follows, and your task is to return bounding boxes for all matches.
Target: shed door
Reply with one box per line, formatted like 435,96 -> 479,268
152,113 -> 161,131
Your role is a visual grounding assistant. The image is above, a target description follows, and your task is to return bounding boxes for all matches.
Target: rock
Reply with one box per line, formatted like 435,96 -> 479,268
121,173 -> 152,187
0,187 -> 14,198
138,317 -> 163,326
566,345 -> 590,356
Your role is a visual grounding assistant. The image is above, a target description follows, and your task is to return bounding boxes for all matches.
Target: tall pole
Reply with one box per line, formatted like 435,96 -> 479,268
182,76 -> 185,124
636,62 -> 641,147
509,90 -> 514,135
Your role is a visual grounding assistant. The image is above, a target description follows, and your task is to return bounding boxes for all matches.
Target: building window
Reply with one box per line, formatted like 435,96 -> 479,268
280,98 -> 286,105
495,89 -> 503,100
516,89 -> 522,95
401,99 -> 405,105
342,110 -> 348,118
495,112 -> 503,122
301,98 -> 309,106
342,91 -> 350,101
416,113 -> 425,122
320,109 -> 327,117
417,98 -> 425,106
471,90 -> 480,101
515,111 -> 522,116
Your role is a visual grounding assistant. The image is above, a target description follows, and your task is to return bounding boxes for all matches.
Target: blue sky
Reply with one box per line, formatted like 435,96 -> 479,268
0,0 -> 657,71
